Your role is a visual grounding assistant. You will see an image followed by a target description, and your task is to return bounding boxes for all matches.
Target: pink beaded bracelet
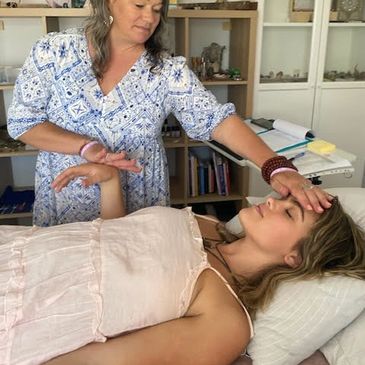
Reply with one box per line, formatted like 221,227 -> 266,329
79,140 -> 99,158
270,167 -> 298,179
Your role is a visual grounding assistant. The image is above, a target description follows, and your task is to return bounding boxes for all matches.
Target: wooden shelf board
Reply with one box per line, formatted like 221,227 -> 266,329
170,198 -> 186,205
0,212 -> 32,220
163,137 -> 185,148
188,140 -> 205,147
202,80 -> 247,86
0,84 -> 14,90
0,7 -> 90,17
187,193 -> 243,204
168,9 -> 257,19
0,8 -> 257,19
0,149 -> 38,158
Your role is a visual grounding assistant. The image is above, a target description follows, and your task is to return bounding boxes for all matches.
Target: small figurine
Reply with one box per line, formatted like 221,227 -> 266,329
201,42 -> 226,75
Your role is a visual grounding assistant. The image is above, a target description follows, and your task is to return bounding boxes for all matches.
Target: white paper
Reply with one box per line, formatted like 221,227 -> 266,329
283,148 -> 354,178
273,119 -> 314,140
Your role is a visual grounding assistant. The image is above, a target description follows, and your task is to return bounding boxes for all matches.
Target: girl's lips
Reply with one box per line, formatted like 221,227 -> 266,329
255,204 -> 263,217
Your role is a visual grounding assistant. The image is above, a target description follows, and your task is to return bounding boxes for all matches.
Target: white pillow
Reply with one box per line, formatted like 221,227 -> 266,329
325,188 -> 365,230
246,188 -> 365,365
321,309 -> 365,365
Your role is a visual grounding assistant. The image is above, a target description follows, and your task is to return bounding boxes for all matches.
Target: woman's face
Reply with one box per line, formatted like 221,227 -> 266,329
109,0 -> 163,45
239,196 -> 319,266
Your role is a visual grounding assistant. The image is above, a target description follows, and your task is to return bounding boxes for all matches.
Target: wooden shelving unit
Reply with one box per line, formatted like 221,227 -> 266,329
0,7 -> 257,222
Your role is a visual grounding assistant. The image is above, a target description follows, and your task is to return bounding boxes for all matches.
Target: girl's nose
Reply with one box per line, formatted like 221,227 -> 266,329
266,197 -> 275,209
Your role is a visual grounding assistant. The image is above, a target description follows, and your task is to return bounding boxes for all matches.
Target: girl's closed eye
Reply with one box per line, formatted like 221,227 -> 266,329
286,209 -> 293,219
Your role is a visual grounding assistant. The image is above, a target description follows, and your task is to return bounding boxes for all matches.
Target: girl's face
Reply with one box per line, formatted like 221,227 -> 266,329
109,0 -> 163,46
239,197 -> 319,267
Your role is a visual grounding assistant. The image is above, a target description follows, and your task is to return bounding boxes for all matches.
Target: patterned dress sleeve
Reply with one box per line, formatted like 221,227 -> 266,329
7,35 -> 54,139
165,56 -> 236,141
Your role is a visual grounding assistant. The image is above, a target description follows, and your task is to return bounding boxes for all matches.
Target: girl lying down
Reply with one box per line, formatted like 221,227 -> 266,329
1,163 -> 364,365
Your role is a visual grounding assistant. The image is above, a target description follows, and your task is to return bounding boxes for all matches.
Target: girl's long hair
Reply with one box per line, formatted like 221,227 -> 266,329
84,0 -> 169,79
219,198 -> 365,318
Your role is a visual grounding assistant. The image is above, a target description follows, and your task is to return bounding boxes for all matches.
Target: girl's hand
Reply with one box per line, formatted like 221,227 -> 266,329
51,163 -> 119,192
83,143 -> 142,173
270,170 -> 333,213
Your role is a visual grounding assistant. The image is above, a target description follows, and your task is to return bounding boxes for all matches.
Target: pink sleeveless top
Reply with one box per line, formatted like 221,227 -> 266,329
0,207 -> 252,364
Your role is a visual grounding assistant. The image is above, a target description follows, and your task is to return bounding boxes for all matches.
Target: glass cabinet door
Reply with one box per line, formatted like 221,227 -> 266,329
323,0 -> 365,83
260,0 -> 322,85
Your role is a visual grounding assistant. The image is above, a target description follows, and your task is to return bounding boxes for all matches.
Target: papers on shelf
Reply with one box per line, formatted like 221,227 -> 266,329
205,120 -> 355,179
256,119 -> 314,153
282,147 -> 355,179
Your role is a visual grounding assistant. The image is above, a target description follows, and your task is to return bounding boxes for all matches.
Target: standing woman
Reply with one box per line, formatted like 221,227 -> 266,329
7,0 -> 331,226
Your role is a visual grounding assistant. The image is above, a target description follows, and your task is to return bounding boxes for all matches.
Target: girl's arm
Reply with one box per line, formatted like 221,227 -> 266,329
51,163 -> 125,219
44,271 -> 251,365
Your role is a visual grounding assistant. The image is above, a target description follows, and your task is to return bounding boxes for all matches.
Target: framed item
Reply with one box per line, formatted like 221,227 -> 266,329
292,0 -> 314,11
289,0 -> 314,22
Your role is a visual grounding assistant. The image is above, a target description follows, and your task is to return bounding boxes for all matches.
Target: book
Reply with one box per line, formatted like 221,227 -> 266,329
256,119 -> 314,153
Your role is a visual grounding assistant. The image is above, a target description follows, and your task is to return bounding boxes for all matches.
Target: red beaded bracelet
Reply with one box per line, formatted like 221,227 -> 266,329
261,156 -> 298,185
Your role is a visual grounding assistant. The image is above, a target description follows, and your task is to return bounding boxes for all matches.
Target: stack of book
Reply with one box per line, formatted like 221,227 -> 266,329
188,151 -> 230,197
0,186 -> 34,215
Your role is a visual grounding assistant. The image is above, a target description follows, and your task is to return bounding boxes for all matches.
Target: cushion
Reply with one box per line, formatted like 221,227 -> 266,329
246,188 -> 365,365
325,188 -> 365,230
231,351 -> 329,365
321,309 -> 365,365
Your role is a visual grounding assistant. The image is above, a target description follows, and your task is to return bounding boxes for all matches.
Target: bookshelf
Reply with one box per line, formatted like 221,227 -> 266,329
0,7 -> 257,222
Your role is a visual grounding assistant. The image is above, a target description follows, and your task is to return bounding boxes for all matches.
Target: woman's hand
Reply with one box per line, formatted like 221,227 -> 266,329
270,170 -> 333,213
83,143 -> 142,173
51,163 -> 119,192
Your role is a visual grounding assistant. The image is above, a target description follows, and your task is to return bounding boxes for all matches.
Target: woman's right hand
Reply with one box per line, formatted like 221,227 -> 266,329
51,163 -> 119,192
83,143 -> 142,173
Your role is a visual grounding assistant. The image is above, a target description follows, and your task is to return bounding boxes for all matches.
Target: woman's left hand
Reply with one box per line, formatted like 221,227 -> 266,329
102,151 -> 142,173
270,170 -> 333,213
83,144 -> 142,173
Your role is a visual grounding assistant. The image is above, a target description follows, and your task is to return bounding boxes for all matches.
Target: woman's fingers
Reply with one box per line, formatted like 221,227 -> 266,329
105,157 -> 142,172
270,171 -> 332,213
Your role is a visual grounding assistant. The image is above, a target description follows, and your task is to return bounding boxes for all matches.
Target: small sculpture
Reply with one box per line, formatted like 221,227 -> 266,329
201,42 -> 226,75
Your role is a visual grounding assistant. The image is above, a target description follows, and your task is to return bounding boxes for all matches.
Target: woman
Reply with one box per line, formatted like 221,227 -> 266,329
7,0 -> 331,226
1,163 -> 364,365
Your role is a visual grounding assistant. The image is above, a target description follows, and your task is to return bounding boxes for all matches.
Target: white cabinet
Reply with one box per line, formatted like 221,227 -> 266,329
251,0 -> 365,196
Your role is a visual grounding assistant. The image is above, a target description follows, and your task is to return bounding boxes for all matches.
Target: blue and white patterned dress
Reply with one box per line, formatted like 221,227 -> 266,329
7,28 -> 236,227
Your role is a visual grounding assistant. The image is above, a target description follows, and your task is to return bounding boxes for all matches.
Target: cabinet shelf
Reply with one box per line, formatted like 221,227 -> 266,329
0,8 -> 90,17
263,22 -> 313,27
0,84 -> 14,91
202,80 -> 248,86
329,22 -> 365,27
187,192 -> 243,204
0,212 -> 32,220
0,150 -> 38,158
